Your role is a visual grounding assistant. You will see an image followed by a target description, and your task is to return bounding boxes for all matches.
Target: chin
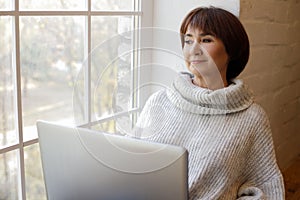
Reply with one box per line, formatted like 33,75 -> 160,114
188,66 -> 202,77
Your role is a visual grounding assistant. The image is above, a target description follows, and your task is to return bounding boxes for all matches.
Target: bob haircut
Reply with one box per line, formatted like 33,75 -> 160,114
180,7 -> 250,81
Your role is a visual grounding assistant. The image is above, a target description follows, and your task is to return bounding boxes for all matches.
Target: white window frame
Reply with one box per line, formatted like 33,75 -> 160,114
0,0 -> 153,199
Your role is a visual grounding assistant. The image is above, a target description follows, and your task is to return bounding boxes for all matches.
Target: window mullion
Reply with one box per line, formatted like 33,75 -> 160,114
13,0 -> 26,199
85,0 -> 92,128
130,15 -> 140,127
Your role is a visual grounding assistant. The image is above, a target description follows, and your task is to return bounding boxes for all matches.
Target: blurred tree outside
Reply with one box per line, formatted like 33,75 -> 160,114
0,14 -> 18,200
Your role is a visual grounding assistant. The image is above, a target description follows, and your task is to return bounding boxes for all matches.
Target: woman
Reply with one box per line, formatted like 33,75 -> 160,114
135,7 -> 285,199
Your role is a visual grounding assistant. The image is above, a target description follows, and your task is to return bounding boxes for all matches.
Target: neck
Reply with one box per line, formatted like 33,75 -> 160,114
192,75 -> 228,90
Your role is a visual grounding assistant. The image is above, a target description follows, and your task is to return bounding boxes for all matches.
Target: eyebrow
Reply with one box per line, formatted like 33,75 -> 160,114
184,32 -> 213,37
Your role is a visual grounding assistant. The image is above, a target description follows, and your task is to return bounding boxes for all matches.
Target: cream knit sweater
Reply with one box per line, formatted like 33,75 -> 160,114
135,72 -> 285,199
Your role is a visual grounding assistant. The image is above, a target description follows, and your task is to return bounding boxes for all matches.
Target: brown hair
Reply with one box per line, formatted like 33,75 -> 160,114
180,7 -> 250,81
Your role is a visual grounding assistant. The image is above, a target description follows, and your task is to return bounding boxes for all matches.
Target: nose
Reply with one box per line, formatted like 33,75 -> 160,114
191,42 -> 203,56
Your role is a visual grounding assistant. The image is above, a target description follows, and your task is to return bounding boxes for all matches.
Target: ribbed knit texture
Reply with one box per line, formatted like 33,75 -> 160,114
135,72 -> 285,199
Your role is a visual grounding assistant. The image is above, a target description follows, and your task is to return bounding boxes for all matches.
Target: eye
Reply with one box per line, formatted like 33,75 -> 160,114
184,39 -> 193,45
201,38 -> 212,43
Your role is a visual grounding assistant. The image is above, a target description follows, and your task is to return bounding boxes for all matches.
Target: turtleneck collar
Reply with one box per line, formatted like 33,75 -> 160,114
166,72 -> 254,115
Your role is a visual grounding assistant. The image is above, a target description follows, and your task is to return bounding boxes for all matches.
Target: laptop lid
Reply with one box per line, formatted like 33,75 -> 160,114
37,121 -> 188,200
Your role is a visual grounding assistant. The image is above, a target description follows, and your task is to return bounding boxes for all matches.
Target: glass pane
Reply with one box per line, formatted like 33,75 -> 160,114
0,0 -> 13,10
20,16 -> 85,141
92,0 -> 135,11
0,16 -> 18,148
91,119 -> 116,134
24,144 -> 46,200
90,112 -> 137,135
0,150 -> 19,200
90,16 -> 134,123
20,0 -> 86,10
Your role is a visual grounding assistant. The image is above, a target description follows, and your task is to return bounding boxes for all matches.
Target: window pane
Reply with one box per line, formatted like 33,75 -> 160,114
0,150 -> 19,200
91,119 -> 116,134
20,0 -> 86,11
0,0 -> 13,10
20,16 -> 85,141
25,144 -> 46,200
90,113 -> 136,135
90,16 -> 134,122
92,0 -> 135,11
0,16 -> 18,148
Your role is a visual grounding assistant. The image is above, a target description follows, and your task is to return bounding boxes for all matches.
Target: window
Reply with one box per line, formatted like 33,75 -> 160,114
0,0 -> 147,199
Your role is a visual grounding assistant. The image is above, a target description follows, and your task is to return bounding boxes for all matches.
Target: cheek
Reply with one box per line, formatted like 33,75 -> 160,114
182,46 -> 191,69
207,47 -> 228,67
182,45 -> 191,59
216,50 -> 229,67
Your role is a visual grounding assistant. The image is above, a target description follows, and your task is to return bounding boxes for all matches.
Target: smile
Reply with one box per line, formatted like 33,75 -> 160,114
190,60 -> 208,64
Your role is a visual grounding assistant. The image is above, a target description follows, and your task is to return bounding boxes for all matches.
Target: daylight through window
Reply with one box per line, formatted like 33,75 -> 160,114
0,0 -> 142,199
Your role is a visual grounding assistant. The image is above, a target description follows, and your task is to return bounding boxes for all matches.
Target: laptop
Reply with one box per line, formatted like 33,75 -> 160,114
37,121 -> 188,200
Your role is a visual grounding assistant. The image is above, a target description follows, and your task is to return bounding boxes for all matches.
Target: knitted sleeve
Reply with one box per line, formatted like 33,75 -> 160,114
237,105 -> 285,199
134,90 -> 165,137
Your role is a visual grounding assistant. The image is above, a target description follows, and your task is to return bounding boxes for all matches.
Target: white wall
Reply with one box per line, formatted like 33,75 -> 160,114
152,0 -> 239,31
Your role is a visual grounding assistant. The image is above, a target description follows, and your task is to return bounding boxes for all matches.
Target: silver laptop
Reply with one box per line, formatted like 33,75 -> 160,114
37,121 -> 188,200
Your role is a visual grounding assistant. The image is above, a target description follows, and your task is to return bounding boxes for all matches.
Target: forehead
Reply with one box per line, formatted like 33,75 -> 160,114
185,25 -> 212,36
186,26 -> 202,34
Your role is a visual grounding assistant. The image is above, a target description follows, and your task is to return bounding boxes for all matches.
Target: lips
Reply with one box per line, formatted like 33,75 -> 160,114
190,60 -> 208,64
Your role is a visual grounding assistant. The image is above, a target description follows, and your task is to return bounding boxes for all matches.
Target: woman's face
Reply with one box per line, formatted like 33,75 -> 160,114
183,26 -> 229,86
